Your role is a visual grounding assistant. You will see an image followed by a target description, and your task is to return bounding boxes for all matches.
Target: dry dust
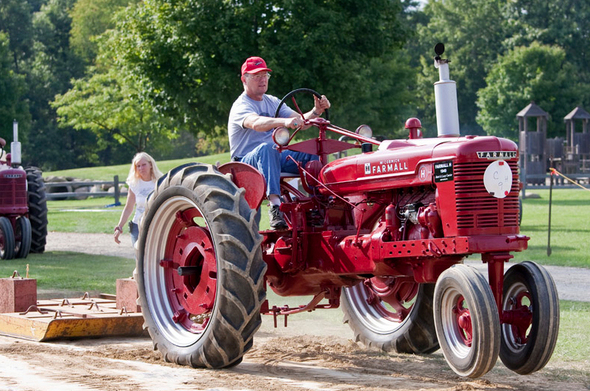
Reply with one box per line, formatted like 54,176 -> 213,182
0,232 -> 587,391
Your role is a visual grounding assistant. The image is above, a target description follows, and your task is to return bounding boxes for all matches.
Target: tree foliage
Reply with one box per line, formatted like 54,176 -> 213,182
415,0 -> 509,135
52,44 -> 177,155
0,0 -> 34,72
69,0 -> 138,63
22,0 -> 89,169
504,0 -> 590,80
413,0 -> 590,140
0,32 -> 29,139
477,43 -> 582,139
112,0 -> 414,137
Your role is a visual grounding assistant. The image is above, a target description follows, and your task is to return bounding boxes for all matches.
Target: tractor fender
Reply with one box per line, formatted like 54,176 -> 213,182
218,162 -> 267,210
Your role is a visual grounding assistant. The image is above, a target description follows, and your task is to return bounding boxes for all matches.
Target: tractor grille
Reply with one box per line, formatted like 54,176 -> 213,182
454,161 -> 519,230
0,177 -> 27,207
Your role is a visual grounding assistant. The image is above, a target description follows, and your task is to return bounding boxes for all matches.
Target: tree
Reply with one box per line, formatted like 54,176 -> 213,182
504,0 -> 590,82
476,43 -> 582,139
415,0 -> 510,135
112,0 -> 414,138
69,0 -> 138,64
53,65 -> 177,155
22,0 -> 92,169
0,0 -> 34,72
0,32 -> 29,139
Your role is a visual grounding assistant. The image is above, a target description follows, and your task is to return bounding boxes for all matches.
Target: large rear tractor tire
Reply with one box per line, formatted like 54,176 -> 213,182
341,278 -> 439,354
434,264 -> 500,378
500,261 -> 559,375
0,216 -> 15,260
137,163 -> 266,368
26,167 -> 48,253
15,216 -> 32,259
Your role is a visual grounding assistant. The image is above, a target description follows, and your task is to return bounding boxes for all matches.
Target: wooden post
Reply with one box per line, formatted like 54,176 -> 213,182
114,175 -> 121,206
547,159 -> 554,256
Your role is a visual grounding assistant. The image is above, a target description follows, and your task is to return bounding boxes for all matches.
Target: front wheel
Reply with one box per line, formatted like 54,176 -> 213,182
434,265 -> 500,378
137,163 -> 267,368
15,216 -> 31,259
341,278 -> 439,354
500,261 -> 559,374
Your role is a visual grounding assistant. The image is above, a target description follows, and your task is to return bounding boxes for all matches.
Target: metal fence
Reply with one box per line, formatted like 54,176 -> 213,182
45,175 -> 122,205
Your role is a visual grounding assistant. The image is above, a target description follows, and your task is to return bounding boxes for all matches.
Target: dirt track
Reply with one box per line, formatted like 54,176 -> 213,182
0,232 -> 587,390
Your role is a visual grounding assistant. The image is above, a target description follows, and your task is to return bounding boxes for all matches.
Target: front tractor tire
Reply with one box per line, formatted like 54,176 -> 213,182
15,216 -> 32,259
433,264 -> 500,378
341,278 -> 439,354
500,261 -> 559,375
137,163 -> 267,368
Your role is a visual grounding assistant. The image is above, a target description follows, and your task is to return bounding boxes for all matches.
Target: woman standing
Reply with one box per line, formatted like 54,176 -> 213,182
114,152 -> 163,246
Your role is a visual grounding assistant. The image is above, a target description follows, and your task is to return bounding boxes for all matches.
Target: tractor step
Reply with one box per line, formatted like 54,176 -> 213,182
0,293 -> 145,341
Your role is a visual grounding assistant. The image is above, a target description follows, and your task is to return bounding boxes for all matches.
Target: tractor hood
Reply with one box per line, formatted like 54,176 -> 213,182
318,135 -> 518,195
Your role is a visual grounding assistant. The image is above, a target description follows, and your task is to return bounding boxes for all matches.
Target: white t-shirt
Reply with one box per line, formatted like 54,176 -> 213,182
227,92 -> 295,158
128,179 -> 156,225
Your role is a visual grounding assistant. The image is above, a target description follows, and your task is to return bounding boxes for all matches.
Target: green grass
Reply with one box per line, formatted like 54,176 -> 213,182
0,252 -> 134,297
553,301 -> 590,363
513,189 -> 590,268
48,199 -> 123,233
544,301 -> 590,385
47,196 -> 273,233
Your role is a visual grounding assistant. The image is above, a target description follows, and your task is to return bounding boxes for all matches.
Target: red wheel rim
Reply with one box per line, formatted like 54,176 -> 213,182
365,276 -> 418,322
453,295 -> 473,347
160,208 -> 216,333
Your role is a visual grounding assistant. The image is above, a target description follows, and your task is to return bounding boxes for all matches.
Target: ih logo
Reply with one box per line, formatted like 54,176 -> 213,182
365,163 -> 371,175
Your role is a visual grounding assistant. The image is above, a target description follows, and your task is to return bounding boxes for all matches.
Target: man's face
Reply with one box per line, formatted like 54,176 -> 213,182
244,71 -> 271,97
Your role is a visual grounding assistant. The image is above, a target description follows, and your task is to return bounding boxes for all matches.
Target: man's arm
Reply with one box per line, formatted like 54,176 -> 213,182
244,114 -> 302,132
242,94 -> 330,131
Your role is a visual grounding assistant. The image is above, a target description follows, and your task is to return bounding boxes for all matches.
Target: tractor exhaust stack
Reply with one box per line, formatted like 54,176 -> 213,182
434,43 -> 460,137
11,120 -> 22,167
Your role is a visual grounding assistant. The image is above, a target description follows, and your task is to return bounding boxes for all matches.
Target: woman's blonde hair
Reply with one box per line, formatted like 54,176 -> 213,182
126,152 -> 163,186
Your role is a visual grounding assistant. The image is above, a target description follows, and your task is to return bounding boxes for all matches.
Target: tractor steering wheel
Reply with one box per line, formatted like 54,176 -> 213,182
274,88 -> 330,122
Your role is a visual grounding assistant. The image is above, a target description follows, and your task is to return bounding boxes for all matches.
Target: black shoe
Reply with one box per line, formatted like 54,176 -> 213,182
269,205 -> 288,230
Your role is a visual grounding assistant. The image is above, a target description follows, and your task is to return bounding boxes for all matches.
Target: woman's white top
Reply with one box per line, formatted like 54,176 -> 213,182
129,179 -> 155,225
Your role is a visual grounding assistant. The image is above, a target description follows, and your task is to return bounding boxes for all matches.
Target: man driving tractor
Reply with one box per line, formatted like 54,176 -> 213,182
227,56 -> 330,229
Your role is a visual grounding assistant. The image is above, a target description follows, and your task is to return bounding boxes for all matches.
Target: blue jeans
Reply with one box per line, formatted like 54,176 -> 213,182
239,142 -> 318,196
128,221 -> 139,246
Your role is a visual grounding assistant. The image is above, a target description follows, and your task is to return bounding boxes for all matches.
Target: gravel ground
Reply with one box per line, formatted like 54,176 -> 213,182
46,231 -> 590,302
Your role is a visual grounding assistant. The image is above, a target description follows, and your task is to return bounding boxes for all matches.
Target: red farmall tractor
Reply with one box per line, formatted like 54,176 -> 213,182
136,45 -> 559,378
0,121 -> 48,259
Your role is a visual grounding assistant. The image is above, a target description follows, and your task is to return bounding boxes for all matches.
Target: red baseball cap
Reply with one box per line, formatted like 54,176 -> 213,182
241,56 -> 272,76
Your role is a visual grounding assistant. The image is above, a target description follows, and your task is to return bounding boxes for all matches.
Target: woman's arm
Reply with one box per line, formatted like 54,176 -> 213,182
114,189 -> 136,244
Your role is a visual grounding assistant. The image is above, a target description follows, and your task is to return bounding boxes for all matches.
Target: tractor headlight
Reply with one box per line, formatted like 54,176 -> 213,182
356,124 -> 373,139
273,127 -> 290,146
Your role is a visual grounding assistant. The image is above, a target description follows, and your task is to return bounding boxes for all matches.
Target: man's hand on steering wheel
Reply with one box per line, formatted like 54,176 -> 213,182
286,115 -> 305,129
313,95 -> 331,117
